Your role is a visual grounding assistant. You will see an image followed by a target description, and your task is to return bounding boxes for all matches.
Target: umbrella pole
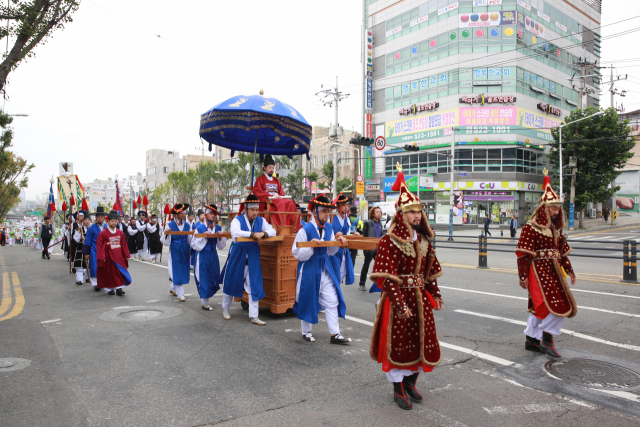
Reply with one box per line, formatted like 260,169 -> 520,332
250,130 -> 258,189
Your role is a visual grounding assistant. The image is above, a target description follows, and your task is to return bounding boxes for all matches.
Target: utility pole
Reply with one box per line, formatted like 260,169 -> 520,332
317,77 -> 350,200
607,65 -> 627,225
448,127 -> 456,241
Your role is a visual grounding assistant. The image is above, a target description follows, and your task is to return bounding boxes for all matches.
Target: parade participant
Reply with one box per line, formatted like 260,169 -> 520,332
160,203 -> 192,301
369,165 -> 444,411
95,210 -> 132,295
0,228 -> 5,246
72,214 -> 91,285
221,193 -> 276,325
515,170 -> 577,358
330,193 -> 357,286
134,211 -> 149,261
253,154 -> 301,231
70,211 -> 86,271
187,207 -> 195,227
124,216 -> 138,258
189,209 -> 203,269
146,214 -> 163,264
8,228 -> 15,246
196,209 -> 205,226
62,217 -> 70,261
349,207 -> 362,267
117,214 -> 125,231
83,207 -> 107,291
191,204 -> 227,311
40,216 -> 53,260
292,194 -> 350,344
359,206 -> 383,291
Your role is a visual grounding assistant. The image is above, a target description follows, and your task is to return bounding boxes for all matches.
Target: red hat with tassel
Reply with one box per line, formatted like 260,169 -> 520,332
390,162 -> 423,212
539,168 -> 563,205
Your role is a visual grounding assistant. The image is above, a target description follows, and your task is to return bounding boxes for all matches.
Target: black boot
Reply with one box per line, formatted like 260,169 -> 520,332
541,332 -> 561,358
392,382 -> 412,410
402,373 -> 423,402
525,335 -> 543,353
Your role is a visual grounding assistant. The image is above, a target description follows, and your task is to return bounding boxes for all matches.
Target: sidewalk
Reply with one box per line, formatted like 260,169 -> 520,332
563,211 -> 639,235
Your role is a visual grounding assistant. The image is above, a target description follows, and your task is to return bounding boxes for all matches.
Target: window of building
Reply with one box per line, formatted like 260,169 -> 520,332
345,151 -> 350,164
314,156 -> 318,167
148,181 -> 156,190
147,167 -> 156,175
322,155 -> 326,165
163,166 -> 169,173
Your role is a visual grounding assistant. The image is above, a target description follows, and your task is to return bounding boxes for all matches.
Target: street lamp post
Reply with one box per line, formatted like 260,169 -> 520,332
558,110 -> 604,229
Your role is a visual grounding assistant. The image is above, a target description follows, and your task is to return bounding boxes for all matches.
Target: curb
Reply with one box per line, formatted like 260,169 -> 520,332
565,222 -> 639,235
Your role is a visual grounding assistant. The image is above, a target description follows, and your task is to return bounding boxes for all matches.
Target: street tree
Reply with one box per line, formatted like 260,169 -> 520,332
148,182 -> 171,217
0,111 -> 33,222
318,159 -> 352,195
168,170 -> 198,207
548,107 -> 633,228
0,0 -> 80,93
236,152 -> 263,197
275,155 -> 305,202
195,160 -> 217,206
213,161 -> 241,213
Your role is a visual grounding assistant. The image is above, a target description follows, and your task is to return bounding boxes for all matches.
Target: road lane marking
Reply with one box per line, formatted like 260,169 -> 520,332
455,309 -> 640,351
344,314 -> 516,366
483,403 -> 584,415
41,319 -> 62,324
0,272 -> 24,321
0,272 -> 11,317
439,286 -> 640,318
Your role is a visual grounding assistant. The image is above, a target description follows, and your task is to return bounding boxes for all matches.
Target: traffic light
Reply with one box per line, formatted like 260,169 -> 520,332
403,144 -> 419,152
350,137 -> 374,146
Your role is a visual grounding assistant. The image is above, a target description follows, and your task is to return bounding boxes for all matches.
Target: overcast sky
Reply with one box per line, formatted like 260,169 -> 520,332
5,0 -> 640,199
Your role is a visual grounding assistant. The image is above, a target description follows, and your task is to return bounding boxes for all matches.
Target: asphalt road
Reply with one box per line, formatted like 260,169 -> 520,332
1,232 -> 639,427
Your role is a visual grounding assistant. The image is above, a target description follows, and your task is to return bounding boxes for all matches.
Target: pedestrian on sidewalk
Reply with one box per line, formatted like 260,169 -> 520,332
483,215 -> 492,236
515,171 -> 577,358
40,217 -> 53,260
509,214 -> 518,238
358,206 -> 383,291
603,207 -> 610,223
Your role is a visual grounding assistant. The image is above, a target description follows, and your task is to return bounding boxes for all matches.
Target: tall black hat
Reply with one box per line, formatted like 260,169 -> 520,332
107,210 -> 119,221
264,154 -> 275,167
196,209 -> 204,216
170,203 -> 190,215
91,206 -> 106,217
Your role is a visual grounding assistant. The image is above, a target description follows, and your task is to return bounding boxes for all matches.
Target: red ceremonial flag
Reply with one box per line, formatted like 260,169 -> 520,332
62,201 -> 67,211
81,198 -> 88,211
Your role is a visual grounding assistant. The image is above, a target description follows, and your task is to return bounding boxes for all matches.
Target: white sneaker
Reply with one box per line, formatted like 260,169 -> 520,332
222,310 -> 231,320
251,317 -> 266,326
178,296 -> 185,302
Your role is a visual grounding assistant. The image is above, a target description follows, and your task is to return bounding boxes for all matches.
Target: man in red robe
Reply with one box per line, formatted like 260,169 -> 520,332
253,154 -> 300,231
96,210 -> 132,296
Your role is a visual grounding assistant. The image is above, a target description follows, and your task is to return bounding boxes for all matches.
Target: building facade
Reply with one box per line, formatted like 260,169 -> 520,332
365,0 -> 602,225
144,149 -> 184,191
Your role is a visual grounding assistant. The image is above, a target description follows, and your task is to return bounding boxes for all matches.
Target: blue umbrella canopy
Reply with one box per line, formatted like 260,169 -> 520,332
199,92 -> 312,160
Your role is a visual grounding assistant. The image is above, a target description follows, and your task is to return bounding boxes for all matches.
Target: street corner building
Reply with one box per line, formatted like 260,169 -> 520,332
515,171 -> 577,357
368,168 -> 444,409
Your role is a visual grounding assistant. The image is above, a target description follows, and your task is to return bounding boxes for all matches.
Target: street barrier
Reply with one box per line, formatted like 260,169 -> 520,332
430,234 -> 634,282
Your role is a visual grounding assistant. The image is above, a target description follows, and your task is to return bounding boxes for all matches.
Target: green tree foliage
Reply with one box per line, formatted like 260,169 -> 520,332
235,152 -> 263,197
275,156 -> 305,202
548,107 -> 633,228
148,182 -> 171,218
0,0 -> 80,93
317,159 -> 352,194
195,160 -> 217,206
0,111 -> 33,222
168,169 -> 198,207
212,161 -> 241,212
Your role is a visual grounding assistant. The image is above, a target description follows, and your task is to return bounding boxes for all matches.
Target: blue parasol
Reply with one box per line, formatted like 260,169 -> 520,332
199,91 -> 312,184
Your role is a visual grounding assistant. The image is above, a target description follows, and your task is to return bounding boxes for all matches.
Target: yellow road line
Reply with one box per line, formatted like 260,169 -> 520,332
440,263 -> 636,286
0,272 -> 10,317
0,272 -> 24,321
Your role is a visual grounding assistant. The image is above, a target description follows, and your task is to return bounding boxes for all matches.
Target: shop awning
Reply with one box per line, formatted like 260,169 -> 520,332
465,195 -> 515,201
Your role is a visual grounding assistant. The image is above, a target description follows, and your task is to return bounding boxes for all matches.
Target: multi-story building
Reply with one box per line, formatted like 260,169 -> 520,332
613,109 -> 640,213
144,149 -> 184,191
365,0 -> 601,225
87,179 -> 118,211
302,126 -> 361,197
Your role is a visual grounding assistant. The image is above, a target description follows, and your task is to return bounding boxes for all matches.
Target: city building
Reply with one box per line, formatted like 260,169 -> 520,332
86,179 -> 118,211
302,126 -> 362,198
613,109 -> 640,213
144,149 -> 184,191
364,0 -> 601,225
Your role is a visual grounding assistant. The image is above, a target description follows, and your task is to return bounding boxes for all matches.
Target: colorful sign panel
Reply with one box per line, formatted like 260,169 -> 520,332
364,147 -> 373,179
365,78 -> 373,109
458,10 -> 515,28
383,176 -> 434,193
385,108 -> 458,140
517,11 -> 546,37
460,106 -> 517,126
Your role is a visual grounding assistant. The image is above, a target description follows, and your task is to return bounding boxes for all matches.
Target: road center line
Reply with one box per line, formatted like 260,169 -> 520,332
439,286 -> 640,319
455,309 -> 640,352
41,318 -> 62,324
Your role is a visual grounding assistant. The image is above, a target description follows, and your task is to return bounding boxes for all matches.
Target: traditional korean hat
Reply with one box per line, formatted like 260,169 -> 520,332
187,207 -> 194,217
307,194 -> 336,230
238,193 -> 263,214
349,206 -> 358,214
124,215 -> 130,220
264,154 -> 275,167
203,204 -> 219,216
170,203 -> 190,215
539,168 -> 563,205
91,206 -> 106,217
137,210 -> 147,218
196,209 -> 204,216
390,163 -> 423,213
332,193 -> 351,206
107,210 -> 119,221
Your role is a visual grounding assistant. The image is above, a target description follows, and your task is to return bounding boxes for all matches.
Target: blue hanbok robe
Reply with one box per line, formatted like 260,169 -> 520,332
82,222 -> 106,278
293,221 -> 346,325
165,221 -> 191,286
190,220 -> 202,267
192,223 -> 225,300
221,215 -> 265,301
330,215 -> 355,285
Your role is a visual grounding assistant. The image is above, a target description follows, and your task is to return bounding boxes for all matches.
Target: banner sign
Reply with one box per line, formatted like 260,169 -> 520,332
460,106 -> 517,126
458,10 -> 515,28
517,11 -> 546,37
